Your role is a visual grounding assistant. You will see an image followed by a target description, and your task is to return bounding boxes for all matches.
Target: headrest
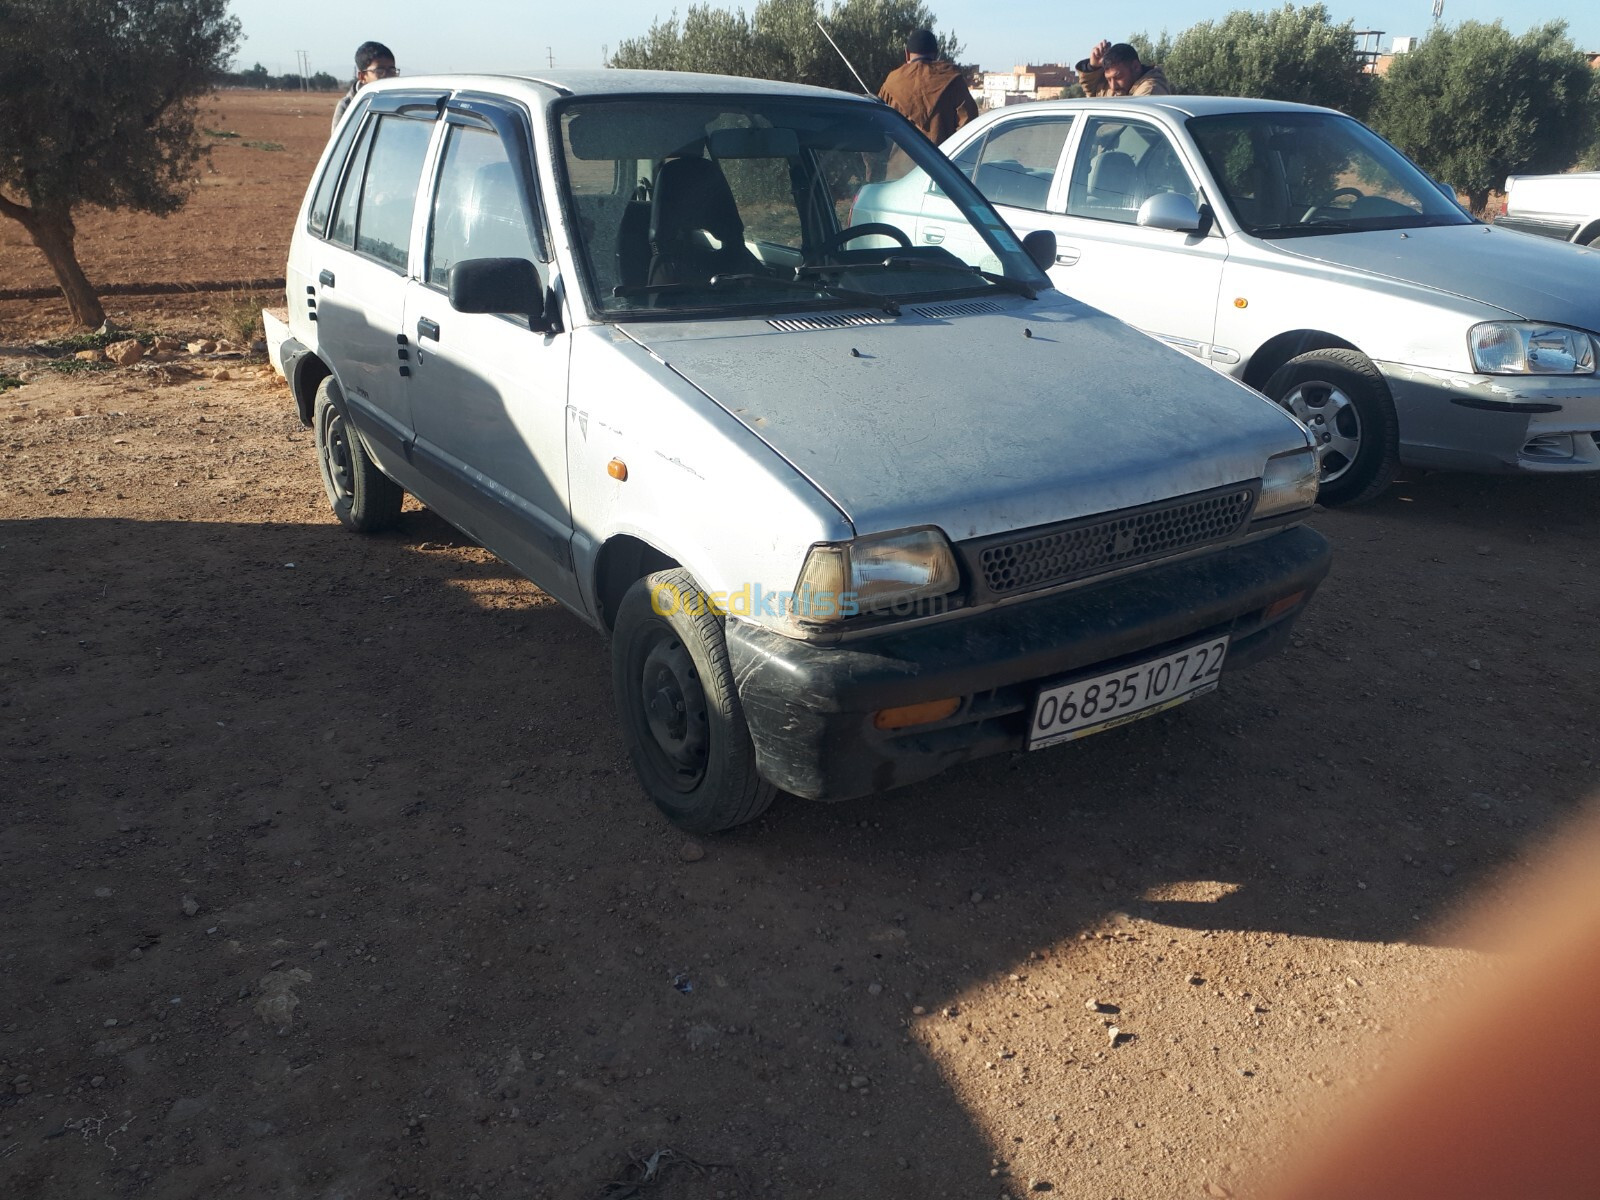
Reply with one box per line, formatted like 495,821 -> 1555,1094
650,157 -> 744,245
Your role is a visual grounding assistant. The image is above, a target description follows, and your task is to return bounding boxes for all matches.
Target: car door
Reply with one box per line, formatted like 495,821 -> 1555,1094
1053,113 -> 1227,363
917,115 -> 1076,268
309,93 -> 444,479
402,98 -> 581,609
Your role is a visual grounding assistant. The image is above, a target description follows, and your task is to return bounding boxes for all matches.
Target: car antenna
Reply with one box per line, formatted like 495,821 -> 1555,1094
815,17 -> 880,100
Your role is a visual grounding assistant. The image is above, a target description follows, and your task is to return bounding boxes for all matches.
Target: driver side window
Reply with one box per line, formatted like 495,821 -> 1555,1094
426,125 -> 540,291
1067,117 -> 1198,225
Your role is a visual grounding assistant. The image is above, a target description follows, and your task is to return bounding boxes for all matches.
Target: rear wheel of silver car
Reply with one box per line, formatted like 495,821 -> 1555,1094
314,376 -> 403,533
1265,349 -> 1399,507
612,569 -> 776,833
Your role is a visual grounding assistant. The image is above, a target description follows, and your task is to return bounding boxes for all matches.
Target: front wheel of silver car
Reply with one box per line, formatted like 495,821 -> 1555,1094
1265,349 -> 1399,506
611,569 -> 776,833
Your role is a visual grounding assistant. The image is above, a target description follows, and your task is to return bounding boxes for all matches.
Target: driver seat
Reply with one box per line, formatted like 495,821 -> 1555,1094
647,157 -> 761,286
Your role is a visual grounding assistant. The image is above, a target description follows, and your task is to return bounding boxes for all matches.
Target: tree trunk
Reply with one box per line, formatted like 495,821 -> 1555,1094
0,198 -> 105,328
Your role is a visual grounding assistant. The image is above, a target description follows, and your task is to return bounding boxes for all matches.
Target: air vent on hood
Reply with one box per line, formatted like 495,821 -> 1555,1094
912,300 -> 1005,319
767,313 -> 892,332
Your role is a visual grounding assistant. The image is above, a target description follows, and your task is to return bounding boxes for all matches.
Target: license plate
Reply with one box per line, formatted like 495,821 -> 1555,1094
1027,636 -> 1230,749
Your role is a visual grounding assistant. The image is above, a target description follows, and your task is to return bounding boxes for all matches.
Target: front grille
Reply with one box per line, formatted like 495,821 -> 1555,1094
973,487 -> 1256,597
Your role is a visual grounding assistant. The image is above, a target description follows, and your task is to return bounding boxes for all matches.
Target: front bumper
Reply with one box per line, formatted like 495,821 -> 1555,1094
727,524 -> 1330,801
1382,361 -> 1600,474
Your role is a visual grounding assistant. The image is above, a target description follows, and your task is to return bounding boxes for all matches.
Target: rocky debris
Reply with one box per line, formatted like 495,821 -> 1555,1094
180,893 -> 200,917
153,336 -> 183,353
187,339 -> 217,355
75,349 -> 104,362
105,339 -> 144,366
211,368 -> 231,381
678,839 -> 705,863
1107,1025 -> 1125,1047
1085,998 -> 1119,1014
1030,1180 -> 1053,1192
1187,974 -> 1205,986
253,967 -> 312,1027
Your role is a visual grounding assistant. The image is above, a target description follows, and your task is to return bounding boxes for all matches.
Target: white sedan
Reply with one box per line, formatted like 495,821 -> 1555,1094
855,96 -> 1600,504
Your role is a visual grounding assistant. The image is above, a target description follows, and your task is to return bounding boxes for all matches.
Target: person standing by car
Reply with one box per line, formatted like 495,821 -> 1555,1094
332,41 -> 398,132
1075,40 -> 1171,97
878,28 -> 978,144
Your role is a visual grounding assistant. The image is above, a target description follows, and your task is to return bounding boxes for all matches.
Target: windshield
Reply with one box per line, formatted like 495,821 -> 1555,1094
1186,111 -> 1474,239
556,95 -> 1047,318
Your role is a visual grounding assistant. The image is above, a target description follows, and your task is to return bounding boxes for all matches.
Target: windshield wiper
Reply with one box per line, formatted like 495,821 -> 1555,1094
612,273 -> 900,316
1247,221 -> 1363,238
800,255 -> 1037,300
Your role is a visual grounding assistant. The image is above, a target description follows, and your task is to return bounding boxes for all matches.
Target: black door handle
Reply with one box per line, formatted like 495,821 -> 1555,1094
318,269 -> 335,287
417,317 -> 440,342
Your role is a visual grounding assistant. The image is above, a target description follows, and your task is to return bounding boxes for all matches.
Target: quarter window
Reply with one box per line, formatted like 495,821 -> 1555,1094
308,103 -> 367,237
427,125 -> 539,288
352,114 -> 435,269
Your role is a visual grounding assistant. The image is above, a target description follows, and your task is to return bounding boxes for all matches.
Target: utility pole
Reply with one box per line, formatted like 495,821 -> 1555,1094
1432,0 -> 1443,21
547,46 -> 555,68
295,50 -> 311,90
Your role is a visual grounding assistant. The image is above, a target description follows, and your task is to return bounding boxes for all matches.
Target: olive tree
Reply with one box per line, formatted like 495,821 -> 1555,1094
0,0 -> 241,327
609,0 -> 961,96
1372,20 -> 1598,214
1134,4 -> 1373,116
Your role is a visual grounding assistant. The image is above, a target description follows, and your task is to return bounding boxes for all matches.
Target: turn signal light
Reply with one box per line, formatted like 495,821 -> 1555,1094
873,697 -> 961,730
1263,590 -> 1307,622
607,458 -> 628,481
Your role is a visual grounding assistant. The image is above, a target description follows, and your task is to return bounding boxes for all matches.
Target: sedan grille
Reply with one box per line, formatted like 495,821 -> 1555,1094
974,487 -> 1256,597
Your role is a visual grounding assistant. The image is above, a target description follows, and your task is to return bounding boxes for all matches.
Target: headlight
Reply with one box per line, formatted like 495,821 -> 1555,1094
1469,322 -> 1596,375
793,528 -> 959,622
1255,446 -> 1320,519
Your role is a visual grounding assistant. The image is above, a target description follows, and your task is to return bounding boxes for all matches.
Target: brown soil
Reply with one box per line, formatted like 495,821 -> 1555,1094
2,91 -> 1598,1200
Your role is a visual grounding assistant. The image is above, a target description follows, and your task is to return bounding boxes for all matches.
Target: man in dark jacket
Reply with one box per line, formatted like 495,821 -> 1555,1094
877,29 -> 977,144
1074,40 -> 1171,97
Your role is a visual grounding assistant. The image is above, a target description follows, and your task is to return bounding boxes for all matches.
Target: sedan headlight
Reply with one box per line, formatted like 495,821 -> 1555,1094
1469,322 -> 1596,375
793,528 -> 959,622
1254,446 -> 1320,519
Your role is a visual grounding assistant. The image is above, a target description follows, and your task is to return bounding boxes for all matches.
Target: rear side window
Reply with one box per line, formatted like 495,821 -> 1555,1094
307,102 -> 367,236
970,118 -> 1073,211
426,125 -> 539,288
354,114 -> 436,269
330,118 -> 376,248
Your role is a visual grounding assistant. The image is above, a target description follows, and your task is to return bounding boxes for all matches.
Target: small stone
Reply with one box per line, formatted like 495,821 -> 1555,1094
103,1018 -> 118,1028
678,840 -> 705,863
13,1082 -> 30,1095
127,948 -> 142,961
187,340 -> 216,355
94,886 -> 113,898
180,894 -> 200,917
1467,659 -> 1481,671
850,1075 -> 868,1089
1187,974 -> 1204,986
153,337 -> 183,353
1107,1025 -> 1122,1046
90,1076 -> 105,1088
75,348 -> 104,362
211,368 -> 231,382
1030,1181 -> 1053,1193
166,1096 -> 208,1124
911,1005 -> 926,1016
105,339 -> 144,366
867,983 -> 883,996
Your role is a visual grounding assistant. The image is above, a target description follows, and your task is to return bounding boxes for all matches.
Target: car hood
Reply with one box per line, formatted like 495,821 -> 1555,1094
1265,223 -> 1600,329
618,295 -> 1308,540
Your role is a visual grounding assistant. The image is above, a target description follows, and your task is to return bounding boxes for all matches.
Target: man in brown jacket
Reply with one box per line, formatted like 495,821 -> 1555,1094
877,28 -> 978,144
1074,40 -> 1171,97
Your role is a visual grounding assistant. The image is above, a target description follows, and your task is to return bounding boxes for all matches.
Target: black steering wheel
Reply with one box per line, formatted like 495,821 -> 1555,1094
1302,187 -> 1364,223
803,223 -> 911,266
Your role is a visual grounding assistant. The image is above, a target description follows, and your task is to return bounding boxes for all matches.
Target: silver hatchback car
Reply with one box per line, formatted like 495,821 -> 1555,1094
855,96 -> 1600,505
276,71 -> 1328,830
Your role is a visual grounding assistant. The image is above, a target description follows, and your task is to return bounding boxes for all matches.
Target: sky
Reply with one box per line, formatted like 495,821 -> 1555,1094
228,0 -> 1600,80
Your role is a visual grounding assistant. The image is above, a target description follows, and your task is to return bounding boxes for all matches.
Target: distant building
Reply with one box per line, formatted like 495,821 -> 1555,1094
979,63 -> 1077,110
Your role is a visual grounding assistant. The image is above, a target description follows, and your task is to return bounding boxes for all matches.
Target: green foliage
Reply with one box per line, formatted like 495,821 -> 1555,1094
204,128 -> 241,139
43,357 -> 114,375
608,0 -> 962,95
220,62 -> 341,91
33,329 -> 154,355
0,374 -> 23,392
1371,20 -> 1599,212
242,141 -> 285,152
0,0 -> 242,218
1155,4 -> 1373,116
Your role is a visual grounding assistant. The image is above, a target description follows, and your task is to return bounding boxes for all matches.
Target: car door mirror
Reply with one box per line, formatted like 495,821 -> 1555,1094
1136,192 -> 1203,233
1022,228 -> 1057,271
448,257 -> 552,332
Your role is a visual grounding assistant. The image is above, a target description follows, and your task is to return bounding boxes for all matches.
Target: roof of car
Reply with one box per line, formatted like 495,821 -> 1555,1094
369,68 -> 873,103
999,95 -> 1338,118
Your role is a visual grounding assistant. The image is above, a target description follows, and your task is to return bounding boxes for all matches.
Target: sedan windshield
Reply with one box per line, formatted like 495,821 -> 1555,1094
556,95 -> 1046,317
1187,111 -> 1474,238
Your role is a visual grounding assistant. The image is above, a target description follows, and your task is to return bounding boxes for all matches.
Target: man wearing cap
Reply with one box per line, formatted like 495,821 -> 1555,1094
1074,40 -> 1171,97
877,29 -> 978,144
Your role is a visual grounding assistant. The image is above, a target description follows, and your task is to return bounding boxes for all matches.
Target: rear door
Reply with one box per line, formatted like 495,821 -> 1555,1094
402,96 -> 581,607
308,91 -> 444,477
1052,113 -> 1227,362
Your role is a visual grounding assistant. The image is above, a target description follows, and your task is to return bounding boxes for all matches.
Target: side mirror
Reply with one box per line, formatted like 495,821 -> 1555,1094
448,258 -> 551,332
1022,228 -> 1057,271
1136,192 -> 1203,234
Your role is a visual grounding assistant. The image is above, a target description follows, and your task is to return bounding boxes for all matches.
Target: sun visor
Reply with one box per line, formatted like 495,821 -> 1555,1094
566,108 -> 710,161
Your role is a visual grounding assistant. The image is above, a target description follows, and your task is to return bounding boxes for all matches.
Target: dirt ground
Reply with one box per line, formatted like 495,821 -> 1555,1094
2,92 -> 1598,1200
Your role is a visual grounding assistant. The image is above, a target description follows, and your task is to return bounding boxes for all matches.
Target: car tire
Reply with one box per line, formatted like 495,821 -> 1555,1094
612,569 -> 777,833
314,376 -> 403,533
1264,349 -> 1399,506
